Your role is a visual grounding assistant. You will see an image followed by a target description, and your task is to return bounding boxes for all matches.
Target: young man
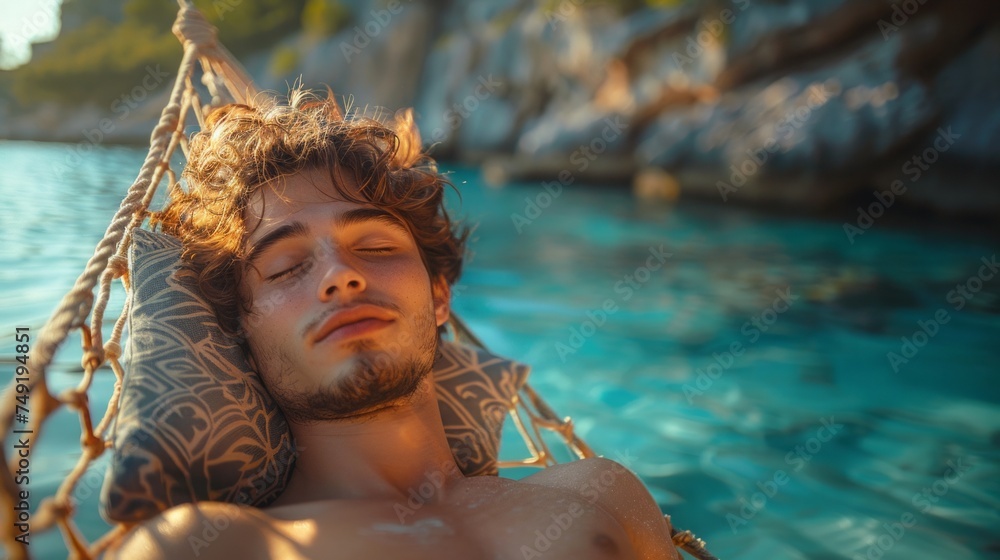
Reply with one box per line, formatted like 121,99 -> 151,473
106,91 -> 682,560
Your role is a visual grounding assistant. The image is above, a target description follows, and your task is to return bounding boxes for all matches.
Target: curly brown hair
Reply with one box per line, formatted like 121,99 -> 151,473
154,89 -> 468,338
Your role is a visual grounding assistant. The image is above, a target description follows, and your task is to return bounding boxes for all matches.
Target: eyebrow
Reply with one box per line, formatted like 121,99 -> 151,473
246,208 -> 408,265
338,208 -> 408,232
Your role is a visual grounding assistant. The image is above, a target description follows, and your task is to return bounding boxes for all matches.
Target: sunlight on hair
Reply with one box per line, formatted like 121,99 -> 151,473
154,86 -> 467,338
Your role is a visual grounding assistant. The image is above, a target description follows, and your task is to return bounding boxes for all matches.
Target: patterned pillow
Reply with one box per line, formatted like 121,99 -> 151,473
101,229 -> 529,523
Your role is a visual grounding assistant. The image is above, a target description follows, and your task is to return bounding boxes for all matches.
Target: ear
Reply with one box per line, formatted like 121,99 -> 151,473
431,276 -> 451,328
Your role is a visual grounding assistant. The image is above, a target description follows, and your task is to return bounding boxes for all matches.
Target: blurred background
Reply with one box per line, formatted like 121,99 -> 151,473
1,0 -> 998,558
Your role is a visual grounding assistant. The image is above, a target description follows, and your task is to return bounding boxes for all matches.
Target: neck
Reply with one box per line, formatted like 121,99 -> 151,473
277,376 -> 463,505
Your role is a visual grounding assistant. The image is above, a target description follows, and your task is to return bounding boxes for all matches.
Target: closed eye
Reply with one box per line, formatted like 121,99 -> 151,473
267,262 -> 307,282
265,248 -> 393,281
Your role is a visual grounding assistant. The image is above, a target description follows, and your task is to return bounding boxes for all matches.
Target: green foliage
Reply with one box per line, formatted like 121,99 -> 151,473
122,0 -> 177,27
301,0 -> 351,39
207,0 -> 309,56
9,17 -> 180,105
4,0 -> 342,107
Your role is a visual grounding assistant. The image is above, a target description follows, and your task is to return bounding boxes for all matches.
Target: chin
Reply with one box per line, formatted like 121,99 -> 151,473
274,350 -> 429,422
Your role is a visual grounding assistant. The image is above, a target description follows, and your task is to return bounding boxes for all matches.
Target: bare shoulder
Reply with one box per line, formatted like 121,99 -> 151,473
521,457 -> 655,509
522,457 -> 681,560
102,501 -> 263,560
523,457 -> 639,492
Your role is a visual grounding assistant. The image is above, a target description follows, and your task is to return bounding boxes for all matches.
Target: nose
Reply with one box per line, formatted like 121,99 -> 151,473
316,246 -> 366,302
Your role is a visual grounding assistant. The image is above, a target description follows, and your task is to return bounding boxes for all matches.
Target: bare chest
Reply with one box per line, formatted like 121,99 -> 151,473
258,484 -> 634,560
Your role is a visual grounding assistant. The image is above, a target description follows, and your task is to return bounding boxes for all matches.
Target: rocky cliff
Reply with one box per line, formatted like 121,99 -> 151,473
3,0 -> 998,215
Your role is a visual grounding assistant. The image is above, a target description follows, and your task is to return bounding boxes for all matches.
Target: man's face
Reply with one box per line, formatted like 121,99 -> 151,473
237,167 -> 450,423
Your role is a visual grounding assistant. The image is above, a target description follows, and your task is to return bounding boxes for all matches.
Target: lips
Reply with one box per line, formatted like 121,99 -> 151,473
312,304 -> 396,344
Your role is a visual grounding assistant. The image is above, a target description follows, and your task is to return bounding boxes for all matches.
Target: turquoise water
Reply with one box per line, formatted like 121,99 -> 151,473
1,139 -> 998,559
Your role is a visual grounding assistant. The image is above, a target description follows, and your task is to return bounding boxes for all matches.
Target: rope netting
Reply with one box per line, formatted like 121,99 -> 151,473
0,2 -> 716,558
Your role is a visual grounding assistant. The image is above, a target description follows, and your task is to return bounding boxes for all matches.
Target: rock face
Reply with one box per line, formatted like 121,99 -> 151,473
405,0 -> 1000,215
3,0 -> 998,215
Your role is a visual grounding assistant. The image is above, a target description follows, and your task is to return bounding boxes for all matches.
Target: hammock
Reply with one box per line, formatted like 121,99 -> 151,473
0,2 -> 717,558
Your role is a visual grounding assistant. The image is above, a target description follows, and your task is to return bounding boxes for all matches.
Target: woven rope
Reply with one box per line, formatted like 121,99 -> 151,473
0,2 -> 717,559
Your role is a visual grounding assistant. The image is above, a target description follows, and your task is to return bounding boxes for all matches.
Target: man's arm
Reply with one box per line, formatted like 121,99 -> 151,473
525,457 -> 683,560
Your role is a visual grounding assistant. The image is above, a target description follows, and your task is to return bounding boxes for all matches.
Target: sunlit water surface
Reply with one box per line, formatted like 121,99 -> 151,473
1,140 -> 998,559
